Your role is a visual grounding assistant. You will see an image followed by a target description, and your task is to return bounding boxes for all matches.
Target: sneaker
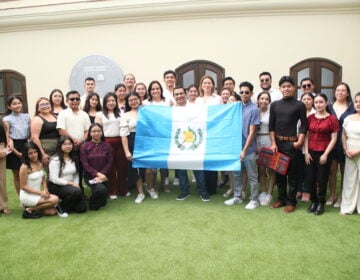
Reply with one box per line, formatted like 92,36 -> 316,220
56,205 -> 69,218
164,177 -> 169,186
200,193 -> 211,202
262,194 -> 273,206
224,197 -> 243,206
125,192 -> 131,197
147,188 -> 158,199
223,188 -> 233,198
135,193 -> 145,204
259,192 -> 267,205
109,195 -> 118,200
245,200 -> 259,210
173,178 -> 180,186
176,193 -> 190,201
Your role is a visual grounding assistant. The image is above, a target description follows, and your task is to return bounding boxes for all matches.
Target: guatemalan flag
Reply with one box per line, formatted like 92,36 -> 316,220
133,103 -> 242,171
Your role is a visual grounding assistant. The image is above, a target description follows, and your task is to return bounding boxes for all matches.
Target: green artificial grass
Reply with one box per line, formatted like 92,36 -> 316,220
1,171 -> 359,280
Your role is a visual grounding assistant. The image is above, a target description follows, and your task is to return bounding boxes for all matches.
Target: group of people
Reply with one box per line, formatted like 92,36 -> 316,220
0,70 -> 359,219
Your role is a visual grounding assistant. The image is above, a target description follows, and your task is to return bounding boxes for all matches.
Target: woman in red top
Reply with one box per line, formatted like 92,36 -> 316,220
304,94 -> 339,215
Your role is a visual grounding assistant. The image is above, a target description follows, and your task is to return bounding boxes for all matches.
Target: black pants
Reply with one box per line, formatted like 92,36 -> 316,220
84,173 -> 108,210
48,182 -> 87,213
304,150 -> 332,204
204,171 -> 218,195
276,140 -> 300,206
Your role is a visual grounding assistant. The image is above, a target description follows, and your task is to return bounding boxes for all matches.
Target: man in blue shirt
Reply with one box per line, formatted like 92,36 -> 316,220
224,81 -> 260,210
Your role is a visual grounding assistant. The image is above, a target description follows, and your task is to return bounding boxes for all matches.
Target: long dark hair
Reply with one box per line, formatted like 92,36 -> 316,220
5,96 -> 22,115
49,89 -> 67,110
125,91 -> 142,112
315,93 -> 331,113
102,92 -> 120,119
86,123 -> 105,142
147,80 -> 165,102
54,136 -> 79,178
22,142 -> 42,171
83,92 -> 102,113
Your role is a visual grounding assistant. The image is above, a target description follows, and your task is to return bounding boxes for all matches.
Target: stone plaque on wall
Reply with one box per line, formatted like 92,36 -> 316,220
69,55 -> 123,97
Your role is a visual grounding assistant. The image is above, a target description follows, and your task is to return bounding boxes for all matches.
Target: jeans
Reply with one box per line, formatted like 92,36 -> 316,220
177,170 -> 208,196
232,152 -> 258,201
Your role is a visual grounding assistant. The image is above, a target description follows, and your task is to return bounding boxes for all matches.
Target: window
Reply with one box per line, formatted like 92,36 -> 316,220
290,58 -> 342,101
0,70 -> 28,117
175,60 -> 225,92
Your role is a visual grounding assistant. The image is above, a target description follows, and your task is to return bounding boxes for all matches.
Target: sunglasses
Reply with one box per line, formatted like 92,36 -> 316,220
239,91 -> 251,95
302,84 -> 312,89
69,97 -> 80,101
260,78 -> 270,83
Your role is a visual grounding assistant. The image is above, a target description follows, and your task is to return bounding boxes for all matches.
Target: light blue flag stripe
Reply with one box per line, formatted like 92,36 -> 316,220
133,105 -> 172,168
133,103 -> 242,171
204,104 -> 241,171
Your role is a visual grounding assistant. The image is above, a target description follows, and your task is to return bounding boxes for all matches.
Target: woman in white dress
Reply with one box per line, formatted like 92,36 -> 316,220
340,92 -> 360,215
19,142 -> 65,219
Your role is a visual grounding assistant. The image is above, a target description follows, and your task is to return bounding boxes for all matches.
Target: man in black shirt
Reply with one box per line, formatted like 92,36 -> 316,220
269,76 -> 307,213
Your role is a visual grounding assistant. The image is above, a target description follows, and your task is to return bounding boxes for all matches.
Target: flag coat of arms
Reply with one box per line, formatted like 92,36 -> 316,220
133,103 -> 242,171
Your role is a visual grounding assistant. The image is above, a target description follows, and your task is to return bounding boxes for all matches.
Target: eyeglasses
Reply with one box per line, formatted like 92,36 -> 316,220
302,84 -> 312,89
69,97 -> 80,101
260,78 -> 270,83
39,103 -> 50,108
239,91 -> 251,95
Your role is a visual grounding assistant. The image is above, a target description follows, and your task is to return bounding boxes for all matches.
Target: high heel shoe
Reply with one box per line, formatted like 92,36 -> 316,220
307,202 -> 318,213
315,203 -> 325,215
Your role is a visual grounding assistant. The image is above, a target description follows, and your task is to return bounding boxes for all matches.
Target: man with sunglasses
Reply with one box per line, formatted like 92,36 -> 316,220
224,81 -> 260,210
253,71 -> 282,103
299,78 -> 317,99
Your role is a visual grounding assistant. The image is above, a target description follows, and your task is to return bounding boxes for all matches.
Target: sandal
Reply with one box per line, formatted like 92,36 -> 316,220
1,209 -> 11,214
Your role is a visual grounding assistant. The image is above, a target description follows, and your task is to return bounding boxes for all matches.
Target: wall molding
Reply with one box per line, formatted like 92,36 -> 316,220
1,0 -> 359,32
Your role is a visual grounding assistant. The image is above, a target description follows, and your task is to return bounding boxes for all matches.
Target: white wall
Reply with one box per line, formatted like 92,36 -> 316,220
0,1 -> 359,114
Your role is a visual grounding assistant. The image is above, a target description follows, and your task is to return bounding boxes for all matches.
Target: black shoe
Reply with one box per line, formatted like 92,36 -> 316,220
176,193 -> 190,201
55,205 -> 69,218
200,193 -> 210,202
307,202 -> 318,213
22,210 -> 42,219
314,203 -> 325,215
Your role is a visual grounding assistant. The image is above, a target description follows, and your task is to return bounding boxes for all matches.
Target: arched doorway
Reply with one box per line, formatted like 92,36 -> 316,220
175,60 -> 225,93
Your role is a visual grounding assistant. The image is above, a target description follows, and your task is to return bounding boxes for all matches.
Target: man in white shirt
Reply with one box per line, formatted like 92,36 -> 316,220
162,70 -> 176,105
253,71 -> 282,103
173,86 -> 210,202
123,73 -> 136,93
299,77 -> 317,99
80,77 -> 96,109
162,70 -> 178,185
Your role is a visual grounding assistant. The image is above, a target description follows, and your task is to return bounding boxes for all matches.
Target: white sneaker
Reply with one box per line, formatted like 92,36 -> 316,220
109,195 -> 118,200
125,192 -> 131,197
147,188 -> 158,199
173,178 -> 180,186
135,193 -> 145,204
258,192 -> 267,205
164,177 -> 169,186
245,200 -> 259,210
262,194 -> 273,206
224,197 -> 243,206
